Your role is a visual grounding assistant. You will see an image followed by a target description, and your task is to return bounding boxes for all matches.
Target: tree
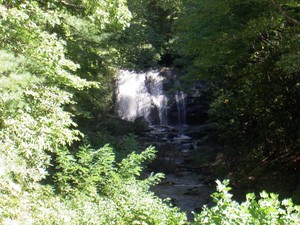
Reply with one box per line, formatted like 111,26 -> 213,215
116,0 -> 182,68
174,0 -> 300,157
0,1 -> 188,224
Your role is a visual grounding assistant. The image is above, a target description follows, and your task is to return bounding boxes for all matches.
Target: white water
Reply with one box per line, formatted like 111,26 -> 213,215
115,70 -> 168,125
175,90 -> 187,125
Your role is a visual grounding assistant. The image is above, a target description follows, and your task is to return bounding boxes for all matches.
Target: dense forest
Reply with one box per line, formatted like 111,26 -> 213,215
0,0 -> 299,224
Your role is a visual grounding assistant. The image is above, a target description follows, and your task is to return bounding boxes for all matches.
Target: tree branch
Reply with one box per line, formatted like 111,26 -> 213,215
59,0 -> 84,9
270,0 -> 300,26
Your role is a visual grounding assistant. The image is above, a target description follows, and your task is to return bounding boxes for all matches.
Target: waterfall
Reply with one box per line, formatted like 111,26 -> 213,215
115,70 -> 168,125
175,90 -> 187,125
115,69 -> 189,126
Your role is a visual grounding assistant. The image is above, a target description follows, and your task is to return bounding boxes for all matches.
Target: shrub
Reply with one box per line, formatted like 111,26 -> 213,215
194,180 -> 300,225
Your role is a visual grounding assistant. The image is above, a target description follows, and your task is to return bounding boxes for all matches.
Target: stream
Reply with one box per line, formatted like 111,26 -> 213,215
140,124 -> 215,220
115,69 -> 216,220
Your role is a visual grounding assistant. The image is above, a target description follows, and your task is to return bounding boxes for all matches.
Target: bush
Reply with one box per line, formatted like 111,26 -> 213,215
194,180 -> 300,225
0,143 -> 187,224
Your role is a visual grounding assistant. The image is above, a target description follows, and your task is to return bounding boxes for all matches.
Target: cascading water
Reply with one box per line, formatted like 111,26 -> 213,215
115,70 -> 168,125
115,69 -> 214,219
115,69 -> 190,126
175,90 -> 187,126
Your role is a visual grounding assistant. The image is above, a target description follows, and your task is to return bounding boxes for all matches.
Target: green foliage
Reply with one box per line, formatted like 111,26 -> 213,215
2,1 -> 300,224
0,50 -> 80,189
174,0 -> 300,157
0,0 -> 132,129
118,146 -> 156,178
194,180 -> 300,224
117,0 -> 182,68
15,144 -> 187,224
53,145 -> 158,195
53,144 -> 116,195
87,116 -> 147,161
0,1 -> 187,224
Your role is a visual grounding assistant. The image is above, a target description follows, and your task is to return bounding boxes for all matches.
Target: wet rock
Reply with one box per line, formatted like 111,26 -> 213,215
141,124 -> 215,218
158,181 -> 175,186
202,177 -> 215,186
134,116 -> 149,131
148,105 -> 160,124
184,188 -> 203,196
184,123 -> 217,139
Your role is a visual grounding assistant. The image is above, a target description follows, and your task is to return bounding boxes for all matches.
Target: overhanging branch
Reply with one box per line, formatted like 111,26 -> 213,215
270,0 -> 300,26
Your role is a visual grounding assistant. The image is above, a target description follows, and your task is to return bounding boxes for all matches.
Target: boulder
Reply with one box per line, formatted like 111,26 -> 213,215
134,116 -> 149,132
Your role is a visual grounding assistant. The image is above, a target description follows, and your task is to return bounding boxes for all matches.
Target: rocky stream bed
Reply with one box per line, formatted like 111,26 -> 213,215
139,124 -> 217,220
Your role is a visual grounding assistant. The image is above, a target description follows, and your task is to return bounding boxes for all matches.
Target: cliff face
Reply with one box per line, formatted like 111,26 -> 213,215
160,68 -> 210,126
